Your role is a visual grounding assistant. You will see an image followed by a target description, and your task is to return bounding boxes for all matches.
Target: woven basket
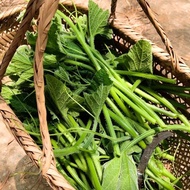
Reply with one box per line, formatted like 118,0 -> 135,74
1,0 -> 190,189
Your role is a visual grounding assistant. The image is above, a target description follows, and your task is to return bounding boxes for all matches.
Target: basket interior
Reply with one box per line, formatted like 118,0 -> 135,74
167,132 -> 190,189
0,13 -> 21,60
0,2 -> 190,190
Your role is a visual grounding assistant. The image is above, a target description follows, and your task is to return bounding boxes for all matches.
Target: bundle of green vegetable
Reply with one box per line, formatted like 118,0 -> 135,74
2,1 -> 190,189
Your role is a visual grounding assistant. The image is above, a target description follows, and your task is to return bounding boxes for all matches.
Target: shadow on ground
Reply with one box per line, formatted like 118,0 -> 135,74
14,155 -> 51,190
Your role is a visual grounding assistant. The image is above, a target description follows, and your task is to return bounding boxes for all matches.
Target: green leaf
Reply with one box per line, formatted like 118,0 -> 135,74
26,14 -> 67,54
84,69 -> 112,118
88,0 -> 111,42
84,69 -> 112,119
11,94 -> 37,114
1,86 -> 37,114
64,39 -> 87,57
102,152 -> 138,190
1,86 -> 20,103
120,140 -> 142,155
47,14 -> 67,54
23,118 -> 39,133
84,84 -> 112,118
54,66 -> 71,84
117,40 -> 153,73
15,68 -> 33,86
46,74 -> 84,118
43,53 -> 58,66
6,45 -> 34,86
7,45 -> 33,75
91,69 -> 112,90
26,31 -> 37,48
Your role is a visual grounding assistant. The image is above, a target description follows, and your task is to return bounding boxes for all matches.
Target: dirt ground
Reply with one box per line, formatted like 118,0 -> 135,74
1,0 -> 190,189
0,119 -> 51,190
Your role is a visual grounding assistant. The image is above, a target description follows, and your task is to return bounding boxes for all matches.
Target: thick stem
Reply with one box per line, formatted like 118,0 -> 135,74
108,108 -> 147,149
146,169 -> 175,190
84,153 -> 102,190
103,104 -> 121,157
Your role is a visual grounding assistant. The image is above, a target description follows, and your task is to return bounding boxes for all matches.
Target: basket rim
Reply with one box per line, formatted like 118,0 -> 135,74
0,4 -> 26,21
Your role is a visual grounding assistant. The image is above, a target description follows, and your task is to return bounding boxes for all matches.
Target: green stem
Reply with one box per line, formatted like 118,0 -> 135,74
131,79 -> 142,92
112,86 -> 157,124
56,160 -> 77,187
57,10 -> 101,71
109,88 -> 133,119
148,157 -> 177,188
79,171 -> 92,189
152,83 -> 190,91
91,153 -> 103,182
75,119 -> 93,147
178,114 -> 190,127
108,108 -> 147,149
156,160 -> 176,181
83,119 -> 98,149
64,59 -> 95,72
146,169 -> 175,190
134,112 -> 151,130
147,104 -> 177,118
54,146 -> 79,157
124,129 -> 156,150
84,153 -> 102,190
163,124 -> 190,133
65,163 -> 90,190
125,80 -> 160,104
114,84 -> 166,127
108,68 -> 168,127
56,122 -> 88,172
66,52 -> 90,62
145,180 -> 155,190
141,86 -> 178,114
155,147 -> 175,162
26,130 -> 41,136
51,139 -> 88,189
102,104 -> 121,157
115,70 -> 176,84
57,122 -> 75,144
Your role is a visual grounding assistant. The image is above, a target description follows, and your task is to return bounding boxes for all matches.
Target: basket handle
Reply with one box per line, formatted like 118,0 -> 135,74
34,0 -> 58,176
109,0 -> 117,23
25,0 -> 75,189
136,0 -> 184,71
